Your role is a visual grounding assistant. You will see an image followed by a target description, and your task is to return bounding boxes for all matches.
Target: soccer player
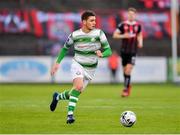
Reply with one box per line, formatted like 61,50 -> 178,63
113,7 -> 143,97
50,10 -> 112,124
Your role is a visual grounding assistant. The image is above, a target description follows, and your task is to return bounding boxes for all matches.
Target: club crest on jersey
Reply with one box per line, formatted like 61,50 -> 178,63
91,38 -> 96,42
79,39 -> 83,42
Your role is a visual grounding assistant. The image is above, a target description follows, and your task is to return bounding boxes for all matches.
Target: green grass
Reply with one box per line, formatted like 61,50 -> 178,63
0,83 -> 180,134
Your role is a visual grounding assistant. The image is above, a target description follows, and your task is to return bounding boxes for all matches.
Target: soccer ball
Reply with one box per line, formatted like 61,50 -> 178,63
120,111 -> 136,127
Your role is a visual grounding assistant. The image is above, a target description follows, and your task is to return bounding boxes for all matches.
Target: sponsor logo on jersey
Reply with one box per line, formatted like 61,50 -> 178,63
77,45 -> 88,48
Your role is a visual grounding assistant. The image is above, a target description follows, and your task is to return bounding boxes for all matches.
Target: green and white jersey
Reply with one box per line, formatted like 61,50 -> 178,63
64,28 -> 110,68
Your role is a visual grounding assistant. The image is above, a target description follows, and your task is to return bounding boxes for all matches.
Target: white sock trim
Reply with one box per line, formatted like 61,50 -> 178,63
68,111 -> 73,115
62,93 -> 66,99
70,96 -> 78,101
69,102 -> 76,107
56,94 -> 59,100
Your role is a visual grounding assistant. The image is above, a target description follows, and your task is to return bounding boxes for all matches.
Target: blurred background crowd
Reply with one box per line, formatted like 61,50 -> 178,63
1,1 -> 180,134
0,0 -> 179,57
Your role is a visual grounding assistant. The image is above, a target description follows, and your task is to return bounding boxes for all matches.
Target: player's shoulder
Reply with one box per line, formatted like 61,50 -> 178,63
117,21 -> 127,27
90,28 -> 105,36
72,29 -> 81,35
93,28 -> 102,33
71,29 -> 81,38
122,20 -> 140,25
134,21 -> 141,26
135,21 -> 142,29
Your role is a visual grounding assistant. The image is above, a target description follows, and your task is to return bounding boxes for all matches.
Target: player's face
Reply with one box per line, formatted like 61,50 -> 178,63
83,16 -> 96,30
128,11 -> 136,22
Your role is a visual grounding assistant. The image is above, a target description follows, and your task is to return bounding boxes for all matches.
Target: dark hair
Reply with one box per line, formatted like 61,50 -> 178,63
128,7 -> 137,13
81,10 -> 96,21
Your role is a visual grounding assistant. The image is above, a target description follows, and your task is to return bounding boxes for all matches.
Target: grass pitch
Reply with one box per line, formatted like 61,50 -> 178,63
0,83 -> 180,134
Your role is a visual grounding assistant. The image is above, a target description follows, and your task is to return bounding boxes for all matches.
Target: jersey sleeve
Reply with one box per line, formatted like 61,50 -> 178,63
56,33 -> 74,64
99,30 -> 110,49
137,24 -> 142,33
99,30 -> 112,57
63,33 -> 74,49
117,23 -> 124,33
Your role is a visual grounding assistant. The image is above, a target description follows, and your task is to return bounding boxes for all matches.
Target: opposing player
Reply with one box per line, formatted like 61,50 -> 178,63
113,7 -> 143,97
50,10 -> 112,124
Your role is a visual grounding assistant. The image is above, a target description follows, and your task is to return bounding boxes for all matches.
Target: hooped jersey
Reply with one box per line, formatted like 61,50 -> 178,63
64,28 -> 110,68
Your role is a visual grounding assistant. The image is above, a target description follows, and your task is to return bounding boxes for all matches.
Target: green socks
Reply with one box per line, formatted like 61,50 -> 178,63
67,89 -> 81,115
57,90 -> 70,100
56,89 -> 81,115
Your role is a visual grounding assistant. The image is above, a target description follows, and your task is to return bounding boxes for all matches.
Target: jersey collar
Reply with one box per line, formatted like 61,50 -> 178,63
125,20 -> 137,25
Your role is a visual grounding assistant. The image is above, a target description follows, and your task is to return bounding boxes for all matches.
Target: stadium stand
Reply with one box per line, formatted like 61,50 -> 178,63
0,0 -> 179,56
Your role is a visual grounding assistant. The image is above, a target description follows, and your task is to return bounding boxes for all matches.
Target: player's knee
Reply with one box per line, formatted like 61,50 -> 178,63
74,84 -> 83,91
125,68 -> 132,75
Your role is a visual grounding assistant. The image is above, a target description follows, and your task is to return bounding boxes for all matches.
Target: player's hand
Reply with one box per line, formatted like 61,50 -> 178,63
123,33 -> 136,38
95,50 -> 103,58
51,63 -> 60,76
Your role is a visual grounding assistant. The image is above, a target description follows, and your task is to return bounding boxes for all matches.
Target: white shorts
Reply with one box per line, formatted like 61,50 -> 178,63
71,60 -> 96,81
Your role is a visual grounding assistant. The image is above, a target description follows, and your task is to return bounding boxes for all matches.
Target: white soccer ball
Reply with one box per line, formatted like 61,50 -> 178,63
120,111 -> 136,127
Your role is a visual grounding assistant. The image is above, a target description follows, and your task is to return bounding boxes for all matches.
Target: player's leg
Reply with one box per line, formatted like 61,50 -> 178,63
50,60 -> 83,112
122,64 -> 132,97
124,64 -> 133,85
120,53 -> 129,96
122,55 -> 135,97
66,77 -> 83,124
50,90 -> 70,111
67,77 -> 90,124
66,60 -> 88,124
124,64 -> 133,88
50,73 -> 82,112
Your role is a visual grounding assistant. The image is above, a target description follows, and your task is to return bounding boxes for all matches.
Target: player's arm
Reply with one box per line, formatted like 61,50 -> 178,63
113,29 -> 123,39
137,32 -> 143,48
102,46 -> 112,58
113,29 -> 135,39
113,23 -> 135,39
96,30 -> 112,58
51,47 -> 68,76
96,46 -> 112,58
51,34 -> 73,76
